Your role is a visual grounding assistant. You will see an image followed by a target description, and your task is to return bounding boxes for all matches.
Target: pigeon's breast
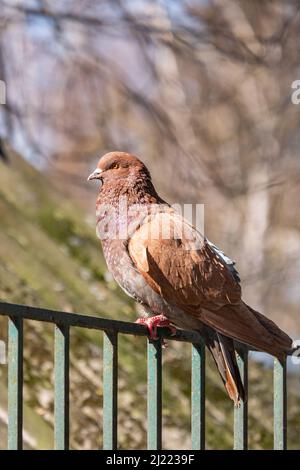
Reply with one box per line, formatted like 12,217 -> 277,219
101,238 -> 166,312
101,238 -> 203,330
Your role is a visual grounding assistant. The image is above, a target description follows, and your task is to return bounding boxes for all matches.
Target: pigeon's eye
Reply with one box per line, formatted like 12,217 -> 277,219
111,163 -> 119,169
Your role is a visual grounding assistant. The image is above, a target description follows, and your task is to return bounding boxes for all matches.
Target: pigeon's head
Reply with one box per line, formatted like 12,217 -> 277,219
87,151 -> 151,183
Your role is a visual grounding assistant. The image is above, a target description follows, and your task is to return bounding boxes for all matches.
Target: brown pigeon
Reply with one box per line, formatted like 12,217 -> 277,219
88,151 -> 293,405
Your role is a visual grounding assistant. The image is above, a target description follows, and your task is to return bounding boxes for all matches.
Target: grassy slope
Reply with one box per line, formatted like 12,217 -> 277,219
0,150 -> 299,449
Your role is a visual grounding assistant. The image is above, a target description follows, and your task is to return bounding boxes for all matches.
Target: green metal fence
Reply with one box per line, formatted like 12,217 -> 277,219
0,301 -> 288,450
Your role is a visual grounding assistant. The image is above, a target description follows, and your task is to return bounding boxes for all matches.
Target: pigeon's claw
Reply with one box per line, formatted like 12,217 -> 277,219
135,314 -> 176,340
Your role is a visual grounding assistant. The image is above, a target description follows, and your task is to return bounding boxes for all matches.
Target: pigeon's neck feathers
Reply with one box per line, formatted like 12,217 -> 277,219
97,173 -> 165,208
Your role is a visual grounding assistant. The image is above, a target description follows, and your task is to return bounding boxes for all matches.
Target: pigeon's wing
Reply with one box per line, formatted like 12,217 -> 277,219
128,210 -> 292,357
128,210 -> 241,309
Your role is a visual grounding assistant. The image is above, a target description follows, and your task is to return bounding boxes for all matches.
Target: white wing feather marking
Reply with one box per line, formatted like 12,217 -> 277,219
206,238 -> 241,283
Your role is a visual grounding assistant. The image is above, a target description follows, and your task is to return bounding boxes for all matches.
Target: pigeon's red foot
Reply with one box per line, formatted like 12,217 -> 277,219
135,314 -> 177,340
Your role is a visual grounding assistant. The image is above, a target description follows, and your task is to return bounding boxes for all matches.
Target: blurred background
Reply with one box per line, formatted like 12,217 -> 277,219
0,0 -> 300,450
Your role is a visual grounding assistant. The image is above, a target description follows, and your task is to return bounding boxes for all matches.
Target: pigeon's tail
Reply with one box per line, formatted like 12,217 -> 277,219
201,326 -> 246,406
200,302 -> 293,365
244,303 -> 293,363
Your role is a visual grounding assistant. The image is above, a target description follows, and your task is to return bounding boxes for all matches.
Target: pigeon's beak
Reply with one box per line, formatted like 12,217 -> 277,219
87,168 -> 103,181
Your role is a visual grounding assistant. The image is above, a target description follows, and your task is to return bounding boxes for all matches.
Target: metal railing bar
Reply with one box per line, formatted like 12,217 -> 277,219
0,302 -> 202,344
1,301 -> 291,452
273,357 -> 287,450
54,323 -> 70,450
103,331 -> 118,450
147,338 -> 162,450
8,316 -> 23,450
191,342 -> 206,450
233,349 -> 248,450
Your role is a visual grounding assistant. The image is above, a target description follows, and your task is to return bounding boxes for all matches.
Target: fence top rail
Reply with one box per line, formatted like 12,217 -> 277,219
0,301 -> 293,355
0,301 -> 203,344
